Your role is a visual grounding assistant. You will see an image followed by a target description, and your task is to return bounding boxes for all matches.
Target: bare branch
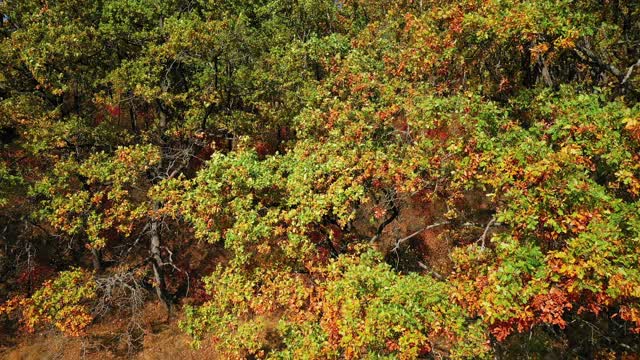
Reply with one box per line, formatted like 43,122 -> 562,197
390,221 -> 449,254
575,42 -> 622,78
622,58 -> 640,84
477,218 -> 496,250
417,261 -> 444,280
93,271 -> 146,356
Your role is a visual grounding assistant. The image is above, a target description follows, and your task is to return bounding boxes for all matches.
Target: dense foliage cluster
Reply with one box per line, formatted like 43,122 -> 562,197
1,0 -> 640,358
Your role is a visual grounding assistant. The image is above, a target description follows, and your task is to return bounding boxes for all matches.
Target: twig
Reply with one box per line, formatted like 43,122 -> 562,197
369,190 -> 400,244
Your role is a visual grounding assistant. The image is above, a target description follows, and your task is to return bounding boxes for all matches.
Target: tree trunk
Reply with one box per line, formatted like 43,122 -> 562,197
149,206 -> 172,318
90,248 -> 103,272
150,100 -> 173,319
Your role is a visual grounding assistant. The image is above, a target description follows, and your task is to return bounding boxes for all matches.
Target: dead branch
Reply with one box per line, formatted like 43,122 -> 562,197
417,261 -> 444,280
477,218 -> 496,250
622,58 -> 640,84
390,221 -> 449,254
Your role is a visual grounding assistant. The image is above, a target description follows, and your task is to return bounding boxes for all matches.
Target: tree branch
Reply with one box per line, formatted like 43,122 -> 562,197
369,190 -> 400,244
417,261 -> 444,280
390,221 -> 449,253
575,43 -> 622,78
477,217 -> 496,250
622,58 -> 640,84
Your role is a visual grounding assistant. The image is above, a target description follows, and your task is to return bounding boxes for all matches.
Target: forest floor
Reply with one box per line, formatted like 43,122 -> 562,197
0,301 -> 216,359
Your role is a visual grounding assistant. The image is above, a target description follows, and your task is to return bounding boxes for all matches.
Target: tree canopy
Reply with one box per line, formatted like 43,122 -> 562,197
1,0 -> 640,358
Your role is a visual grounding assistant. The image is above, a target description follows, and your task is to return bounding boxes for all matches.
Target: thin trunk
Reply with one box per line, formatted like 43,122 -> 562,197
522,42 -> 534,88
149,209 -> 172,317
129,105 -> 137,133
91,248 -> 103,272
151,101 -> 172,319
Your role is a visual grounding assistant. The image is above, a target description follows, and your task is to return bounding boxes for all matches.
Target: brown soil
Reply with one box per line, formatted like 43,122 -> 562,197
361,190 -> 493,276
0,302 -> 217,360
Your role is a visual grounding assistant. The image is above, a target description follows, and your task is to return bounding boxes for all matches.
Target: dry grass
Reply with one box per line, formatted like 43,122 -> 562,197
0,302 -> 217,360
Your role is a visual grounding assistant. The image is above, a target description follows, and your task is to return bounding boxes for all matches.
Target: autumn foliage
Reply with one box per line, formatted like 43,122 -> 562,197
1,0 -> 640,358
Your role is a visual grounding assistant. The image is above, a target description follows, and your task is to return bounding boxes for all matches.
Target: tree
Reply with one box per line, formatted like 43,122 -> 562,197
1,0 -> 640,358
